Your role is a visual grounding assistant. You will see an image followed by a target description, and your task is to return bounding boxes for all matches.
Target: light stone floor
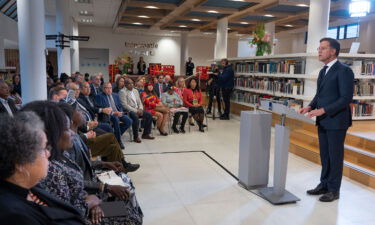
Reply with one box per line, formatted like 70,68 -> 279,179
122,117 -> 375,225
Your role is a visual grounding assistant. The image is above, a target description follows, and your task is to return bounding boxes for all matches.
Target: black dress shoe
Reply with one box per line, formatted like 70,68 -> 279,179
179,128 -> 186,133
172,127 -> 179,134
319,192 -> 339,202
123,162 -> 140,173
119,142 -> 125,150
220,116 -> 229,120
307,185 -> 328,195
189,122 -> 195,126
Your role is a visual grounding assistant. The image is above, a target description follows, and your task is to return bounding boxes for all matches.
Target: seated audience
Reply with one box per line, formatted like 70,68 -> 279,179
49,86 -> 68,102
113,76 -> 125,93
12,74 -> 21,96
0,80 -> 18,116
161,85 -> 188,133
119,78 -> 155,143
174,77 -> 186,98
90,75 -> 102,98
135,76 -> 146,95
154,75 -> 167,98
8,84 -> 22,107
142,83 -> 169,136
95,82 -> 132,149
0,112 -> 85,225
183,77 -> 206,132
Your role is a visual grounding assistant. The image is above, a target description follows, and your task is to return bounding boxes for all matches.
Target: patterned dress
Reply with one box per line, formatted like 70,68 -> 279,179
142,93 -> 160,116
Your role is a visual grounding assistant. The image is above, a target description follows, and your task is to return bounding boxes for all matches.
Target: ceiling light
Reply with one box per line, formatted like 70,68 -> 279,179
296,4 -> 309,7
227,28 -> 231,30
84,10 -> 88,14
231,0 -> 245,2
207,10 -> 219,13
349,0 -> 371,17
240,22 -> 249,24
138,15 -> 150,18
179,25 -> 187,28
284,24 -> 293,27
203,32 -> 213,35
192,18 -> 201,21
133,22 -> 143,25
264,14 -> 274,17
145,6 -> 158,9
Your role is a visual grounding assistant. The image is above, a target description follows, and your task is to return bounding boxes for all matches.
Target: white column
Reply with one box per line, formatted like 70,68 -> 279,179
56,0 -> 71,77
0,38 -> 4,68
304,0 -> 331,105
180,32 -> 188,75
17,0 -> 47,103
265,22 -> 275,55
71,20 -> 80,73
214,18 -> 228,59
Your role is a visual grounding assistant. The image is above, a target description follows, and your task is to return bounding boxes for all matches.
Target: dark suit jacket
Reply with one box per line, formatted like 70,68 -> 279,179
89,83 -> 102,98
0,98 -> 18,115
154,83 -> 167,98
95,92 -> 126,113
0,180 -> 85,225
309,61 -> 354,130
78,94 -> 102,120
218,65 -> 234,89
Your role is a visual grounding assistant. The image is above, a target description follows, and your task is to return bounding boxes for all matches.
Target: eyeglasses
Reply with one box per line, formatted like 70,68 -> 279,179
40,145 -> 52,157
317,47 -> 331,51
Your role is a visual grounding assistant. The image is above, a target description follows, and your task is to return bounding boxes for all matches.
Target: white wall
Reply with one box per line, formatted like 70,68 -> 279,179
79,48 -> 108,78
0,13 -> 18,67
237,38 -> 256,57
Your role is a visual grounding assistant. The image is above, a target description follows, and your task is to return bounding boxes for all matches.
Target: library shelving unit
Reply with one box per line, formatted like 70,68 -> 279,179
214,53 -> 375,121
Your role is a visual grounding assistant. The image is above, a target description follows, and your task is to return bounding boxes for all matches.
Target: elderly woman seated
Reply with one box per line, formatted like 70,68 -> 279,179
161,85 -> 188,133
0,112 -> 85,225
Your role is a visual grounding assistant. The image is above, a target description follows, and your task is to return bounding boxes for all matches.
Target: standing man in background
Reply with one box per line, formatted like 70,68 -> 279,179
299,38 -> 354,202
216,58 -> 234,120
185,57 -> 195,76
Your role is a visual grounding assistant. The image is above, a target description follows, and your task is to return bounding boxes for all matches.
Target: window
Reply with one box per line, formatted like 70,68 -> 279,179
346,24 -> 360,38
338,26 -> 345,39
327,27 -> 338,39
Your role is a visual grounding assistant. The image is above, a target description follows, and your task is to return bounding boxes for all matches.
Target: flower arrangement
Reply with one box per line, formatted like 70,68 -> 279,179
250,23 -> 272,56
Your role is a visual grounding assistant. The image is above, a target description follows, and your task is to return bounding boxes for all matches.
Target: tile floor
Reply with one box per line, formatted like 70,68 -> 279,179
123,118 -> 375,225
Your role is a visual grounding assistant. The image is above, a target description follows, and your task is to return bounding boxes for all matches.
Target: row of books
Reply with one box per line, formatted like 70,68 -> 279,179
350,101 -> 374,117
235,77 -> 305,96
342,60 -> 375,76
231,90 -> 303,111
354,81 -> 375,96
235,60 -> 306,74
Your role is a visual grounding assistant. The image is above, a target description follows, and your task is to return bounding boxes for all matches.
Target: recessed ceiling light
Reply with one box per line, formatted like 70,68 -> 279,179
192,18 -> 201,21
240,22 -> 249,24
231,0 -> 245,2
84,10 -> 88,14
284,24 -> 293,27
296,4 -> 309,7
138,15 -> 150,18
207,10 -> 219,13
179,25 -> 187,28
145,5 -> 158,9
264,14 -> 274,17
133,22 -> 143,25
203,32 -> 213,35
227,28 -> 231,30
171,31 -> 179,33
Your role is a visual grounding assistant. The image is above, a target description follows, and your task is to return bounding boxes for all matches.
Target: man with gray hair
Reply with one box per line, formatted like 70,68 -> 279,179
0,80 -> 18,116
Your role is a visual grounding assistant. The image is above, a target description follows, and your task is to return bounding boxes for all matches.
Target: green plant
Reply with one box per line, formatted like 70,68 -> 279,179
250,23 -> 272,56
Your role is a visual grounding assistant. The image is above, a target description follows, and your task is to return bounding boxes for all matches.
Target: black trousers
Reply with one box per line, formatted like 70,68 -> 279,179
172,111 -> 188,129
207,87 -> 221,113
221,88 -> 233,116
318,126 -> 347,192
128,111 -> 152,137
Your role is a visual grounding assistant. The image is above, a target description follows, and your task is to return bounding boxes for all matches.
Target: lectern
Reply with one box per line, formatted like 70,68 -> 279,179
238,100 -> 314,205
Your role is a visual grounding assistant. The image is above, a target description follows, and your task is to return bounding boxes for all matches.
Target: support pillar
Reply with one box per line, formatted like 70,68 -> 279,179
304,0 -> 331,105
214,18 -> 228,59
71,20 -> 80,73
17,0 -> 47,103
56,0 -> 71,77
364,20 -> 375,53
180,32 -> 188,75
265,22 -> 275,55
0,38 -> 4,68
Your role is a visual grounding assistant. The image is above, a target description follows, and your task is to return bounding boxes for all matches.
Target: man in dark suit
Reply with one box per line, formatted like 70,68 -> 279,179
185,57 -> 194,76
95,82 -> 132,149
0,81 -> 18,116
154,75 -> 167,98
216,58 -> 234,120
90,75 -> 102,98
299,37 -> 354,202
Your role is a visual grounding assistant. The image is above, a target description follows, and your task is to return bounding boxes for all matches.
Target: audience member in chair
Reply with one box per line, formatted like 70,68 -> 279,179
95,82 -> 132,149
119,78 -> 155,142
0,80 -> 18,116
49,86 -> 68,102
161,85 -> 188,133
90,75 -> 102,98
113,76 -> 125,94
183,78 -> 206,132
154,75 -> 167,98
0,112 -> 85,225
142,83 -> 169,136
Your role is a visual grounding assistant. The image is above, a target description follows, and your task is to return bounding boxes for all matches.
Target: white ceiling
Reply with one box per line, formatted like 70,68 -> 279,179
44,0 -> 121,27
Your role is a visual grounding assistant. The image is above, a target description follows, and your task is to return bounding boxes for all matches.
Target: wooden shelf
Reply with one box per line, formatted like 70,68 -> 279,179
353,96 -> 375,100
355,75 -> 375,79
234,86 -> 312,100
353,116 -> 375,120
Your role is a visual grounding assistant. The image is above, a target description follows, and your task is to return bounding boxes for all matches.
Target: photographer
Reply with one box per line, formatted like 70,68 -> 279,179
206,65 -> 222,116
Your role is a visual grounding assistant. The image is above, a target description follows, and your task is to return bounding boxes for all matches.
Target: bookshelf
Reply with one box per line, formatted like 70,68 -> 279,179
215,53 -> 375,121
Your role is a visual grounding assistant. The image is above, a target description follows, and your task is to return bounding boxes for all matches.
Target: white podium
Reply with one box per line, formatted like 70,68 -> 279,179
238,100 -> 314,205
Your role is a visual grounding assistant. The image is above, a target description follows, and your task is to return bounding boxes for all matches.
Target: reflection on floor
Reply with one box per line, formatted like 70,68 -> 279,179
123,118 -> 375,225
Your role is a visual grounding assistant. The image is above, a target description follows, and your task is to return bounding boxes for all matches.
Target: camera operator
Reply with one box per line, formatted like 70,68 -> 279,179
206,65 -> 222,116
214,58 -> 234,120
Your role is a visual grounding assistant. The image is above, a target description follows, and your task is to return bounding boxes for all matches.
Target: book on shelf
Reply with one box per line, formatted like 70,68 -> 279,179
234,77 -> 305,95
354,81 -> 375,96
361,61 -> 375,76
235,59 -> 305,74
350,101 -> 374,117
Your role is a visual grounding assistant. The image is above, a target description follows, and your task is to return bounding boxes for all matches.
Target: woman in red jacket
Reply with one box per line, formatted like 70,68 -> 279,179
183,78 -> 206,132
142,83 -> 169,136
